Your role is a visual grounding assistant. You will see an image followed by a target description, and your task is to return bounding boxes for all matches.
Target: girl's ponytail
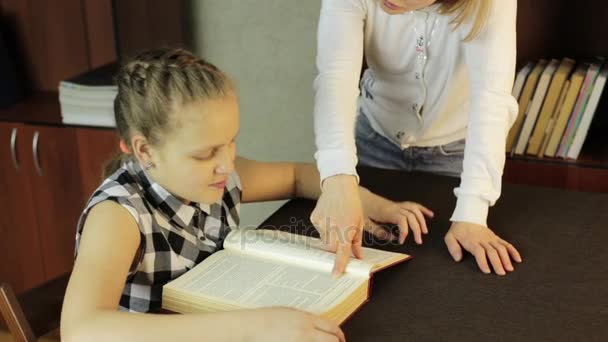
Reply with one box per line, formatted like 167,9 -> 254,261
102,152 -> 127,180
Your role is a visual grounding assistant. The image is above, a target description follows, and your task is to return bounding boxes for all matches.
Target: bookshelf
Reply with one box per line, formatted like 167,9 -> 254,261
504,0 -> 608,192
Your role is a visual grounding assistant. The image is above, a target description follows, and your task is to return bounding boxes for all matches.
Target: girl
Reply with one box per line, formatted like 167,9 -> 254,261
60,48 -> 432,342
311,0 -> 522,276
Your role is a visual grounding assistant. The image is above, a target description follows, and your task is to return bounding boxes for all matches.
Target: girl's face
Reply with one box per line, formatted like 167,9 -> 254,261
378,0 -> 438,14
147,94 -> 240,205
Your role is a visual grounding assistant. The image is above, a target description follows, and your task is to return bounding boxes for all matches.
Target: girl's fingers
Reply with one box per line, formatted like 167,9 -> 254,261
395,215 -> 409,244
481,242 -> 506,276
444,232 -> 463,262
499,238 -> 523,263
403,209 -> 422,245
313,316 -> 346,342
332,240 -> 353,277
365,219 -> 395,241
417,204 -> 435,218
352,225 -> 364,260
311,216 -> 337,253
311,330 -> 341,342
472,244 -> 491,274
410,206 -> 429,234
490,240 -> 514,272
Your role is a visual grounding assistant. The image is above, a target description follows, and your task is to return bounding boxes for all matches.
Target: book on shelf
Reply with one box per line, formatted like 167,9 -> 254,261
512,62 -> 535,101
61,109 -> 116,127
58,62 -> 118,127
513,59 -> 560,155
556,59 -> 603,158
506,59 -> 547,152
162,229 -> 410,324
526,58 -> 576,155
537,79 -> 570,158
59,90 -> 117,104
566,64 -> 608,159
59,62 -> 118,90
544,63 -> 588,157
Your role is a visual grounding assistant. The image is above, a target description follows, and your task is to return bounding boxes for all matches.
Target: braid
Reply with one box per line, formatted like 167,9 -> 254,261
104,48 -> 233,178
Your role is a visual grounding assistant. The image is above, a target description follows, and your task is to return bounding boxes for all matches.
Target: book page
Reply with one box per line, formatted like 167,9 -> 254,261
361,247 -> 411,272
165,250 -> 366,314
224,229 -> 409,277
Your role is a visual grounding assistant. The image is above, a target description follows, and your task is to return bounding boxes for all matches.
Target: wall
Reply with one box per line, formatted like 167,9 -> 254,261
191,0 -> 322,227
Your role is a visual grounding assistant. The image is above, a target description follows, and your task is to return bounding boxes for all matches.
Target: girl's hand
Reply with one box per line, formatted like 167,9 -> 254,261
311,175 -> 365,276
359,188 -> 434,245
243,307 -> 346,342
444,221 -> 523,275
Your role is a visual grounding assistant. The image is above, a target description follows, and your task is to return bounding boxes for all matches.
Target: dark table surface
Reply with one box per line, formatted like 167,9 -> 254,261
260,167 -> 608,342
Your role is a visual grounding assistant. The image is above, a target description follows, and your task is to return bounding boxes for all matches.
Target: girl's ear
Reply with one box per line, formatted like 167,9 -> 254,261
131,134 -> 155,165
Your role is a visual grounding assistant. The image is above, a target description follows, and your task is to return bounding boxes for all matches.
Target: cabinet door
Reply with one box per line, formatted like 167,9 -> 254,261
76,127 -> 118,203
22,124 -> 84,280
0,122 -> 45,294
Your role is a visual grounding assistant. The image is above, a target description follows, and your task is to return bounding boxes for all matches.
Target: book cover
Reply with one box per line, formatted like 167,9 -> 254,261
514,59 -> 560,155
544,64 -> 588,157
526,58 -> 575,155
506,59 -> 547,152
566,64 -> 608,159
512,62 -> 535,100
557,60 -> 603,157
538,80 -> 570,157
61,62 -> 118,87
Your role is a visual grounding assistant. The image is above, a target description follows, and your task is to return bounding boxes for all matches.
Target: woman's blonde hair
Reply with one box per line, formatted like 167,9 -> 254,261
438,0 -> 492,41
103,48 -> 233,178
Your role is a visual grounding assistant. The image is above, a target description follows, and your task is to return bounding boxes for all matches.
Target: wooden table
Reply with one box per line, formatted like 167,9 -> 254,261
260,167 -> 608,342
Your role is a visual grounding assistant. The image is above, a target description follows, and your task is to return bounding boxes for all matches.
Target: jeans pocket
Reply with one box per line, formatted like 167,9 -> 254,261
438,139 -> 466,156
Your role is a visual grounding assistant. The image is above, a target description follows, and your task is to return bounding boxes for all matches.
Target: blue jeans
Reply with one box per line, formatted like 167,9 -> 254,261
355,112 -> 465,178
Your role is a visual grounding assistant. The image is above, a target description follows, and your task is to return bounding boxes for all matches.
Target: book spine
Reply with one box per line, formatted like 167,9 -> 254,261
557,66 -> 600,157
514,70 -> 554,155
566,74 -> 607,159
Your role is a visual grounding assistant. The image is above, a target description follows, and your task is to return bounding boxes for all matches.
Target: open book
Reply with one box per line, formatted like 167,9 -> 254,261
162,229 -> 410,324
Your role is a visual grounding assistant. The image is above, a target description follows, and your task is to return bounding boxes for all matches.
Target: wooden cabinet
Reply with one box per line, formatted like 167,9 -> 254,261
0,119 -> 117,295
21,125 -> 85,281
0,122 -> 46,294
76,127 -> 119,202
0,2 -> 117,332
0,0 -> 116,92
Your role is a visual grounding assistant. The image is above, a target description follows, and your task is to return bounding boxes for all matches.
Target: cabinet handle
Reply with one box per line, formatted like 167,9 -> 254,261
32,131 -> 43,176
10,127 -> 19,170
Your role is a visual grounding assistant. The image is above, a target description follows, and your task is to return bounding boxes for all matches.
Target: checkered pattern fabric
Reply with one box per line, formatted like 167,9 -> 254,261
75,157 -> 242,313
